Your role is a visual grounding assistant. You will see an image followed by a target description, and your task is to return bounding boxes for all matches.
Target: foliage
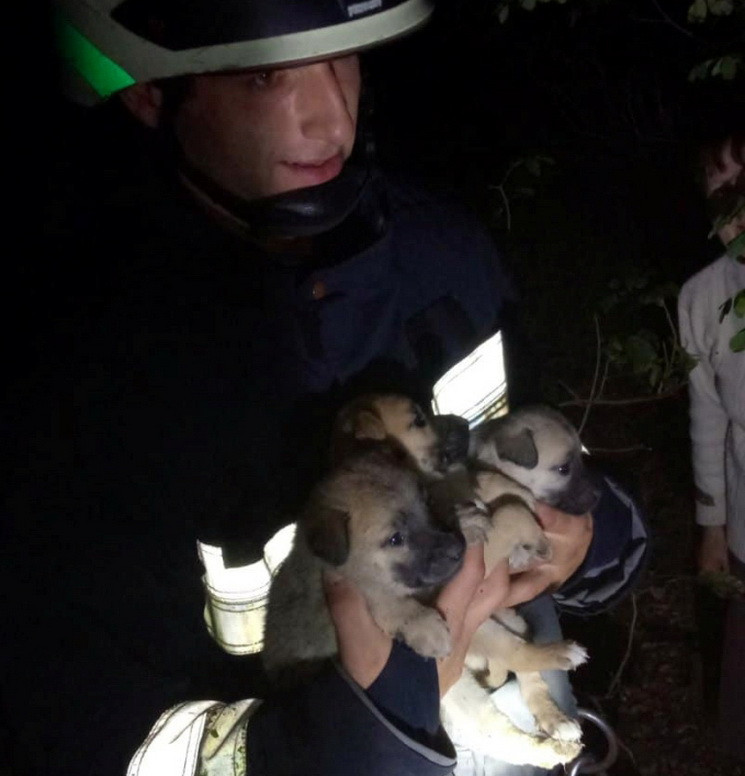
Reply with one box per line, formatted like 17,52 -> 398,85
490,0 -> 745,82
718,287 -> 745,351
698,569 -> 745,599
688,53 -> 743,80
597,272 -> 694,396
489,154 -> 555,231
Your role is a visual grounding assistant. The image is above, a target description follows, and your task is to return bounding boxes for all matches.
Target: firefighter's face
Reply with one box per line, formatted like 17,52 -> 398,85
171,56 -> 361,202
703,137 -> 745,259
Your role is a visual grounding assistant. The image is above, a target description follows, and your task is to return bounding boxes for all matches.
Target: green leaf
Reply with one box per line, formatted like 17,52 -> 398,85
698,570 -> 745,599
731,328 -> 745,352
681,350 -> 699,373
707,0 -> 733,15
734,290 -> 745,318
689,60 -> 710,81
520,0 -> 537,11
725,229 -> 745,260
498,4 -> 510,23
625,334 -> 659,372
720,55 -> 740,79
688,0 -> 708,22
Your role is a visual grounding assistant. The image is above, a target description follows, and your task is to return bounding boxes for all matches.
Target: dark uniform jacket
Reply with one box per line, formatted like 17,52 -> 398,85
3,105 -> 648,776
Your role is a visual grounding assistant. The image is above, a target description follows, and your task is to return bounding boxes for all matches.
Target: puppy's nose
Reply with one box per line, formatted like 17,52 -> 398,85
444,530 -> 466,562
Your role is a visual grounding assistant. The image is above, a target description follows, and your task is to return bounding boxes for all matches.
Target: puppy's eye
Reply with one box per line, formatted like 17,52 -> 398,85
556,463 -> 571,476
387,532 -> 405,547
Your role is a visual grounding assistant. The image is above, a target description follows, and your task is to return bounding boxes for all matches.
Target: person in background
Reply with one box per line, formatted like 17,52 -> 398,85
678,129 -> 744,762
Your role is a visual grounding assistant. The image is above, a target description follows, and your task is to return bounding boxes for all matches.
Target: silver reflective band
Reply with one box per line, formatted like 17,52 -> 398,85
199,524 -> 296,655
127,699 -> 259,776
431,331 -> 508,427
349,0 -> 384,18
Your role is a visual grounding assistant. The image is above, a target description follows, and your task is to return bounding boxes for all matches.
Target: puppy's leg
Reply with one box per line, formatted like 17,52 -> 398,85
442,670 -> 583,767
369,596 -> 451,658
469,617 -> 588,687
516,671 -> 583,742
475,470 -> 536,510
481,502 -> 550,573
455,499 -> 492,545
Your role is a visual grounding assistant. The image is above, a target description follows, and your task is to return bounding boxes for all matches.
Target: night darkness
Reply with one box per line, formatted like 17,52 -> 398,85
22,2 -> 745,775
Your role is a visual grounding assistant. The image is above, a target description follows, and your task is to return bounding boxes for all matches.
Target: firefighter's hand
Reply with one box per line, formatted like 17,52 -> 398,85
323,544 -> 511,695
502,503 -> 594,608
324,571 -> 392,689
435,546 -> 510,696
698,525 -> 729,574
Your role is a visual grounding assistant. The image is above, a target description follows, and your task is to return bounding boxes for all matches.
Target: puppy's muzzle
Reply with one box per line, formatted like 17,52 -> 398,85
394,528 -> 466,590
430,414 -> 470,472
552,468 -> 603,515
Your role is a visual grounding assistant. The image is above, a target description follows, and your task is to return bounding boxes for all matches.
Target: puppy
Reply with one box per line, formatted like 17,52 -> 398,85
445,404 -> 602,758
261,442 -> 465,684
333,395 -> 593,765
332,393 -> 469,475
470,404 -> 601,516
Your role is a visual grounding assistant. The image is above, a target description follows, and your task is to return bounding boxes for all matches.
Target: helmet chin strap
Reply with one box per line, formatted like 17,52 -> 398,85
179,157 -> 390,267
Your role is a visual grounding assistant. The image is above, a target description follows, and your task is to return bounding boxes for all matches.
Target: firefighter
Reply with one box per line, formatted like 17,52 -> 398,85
4,1 -> 648,774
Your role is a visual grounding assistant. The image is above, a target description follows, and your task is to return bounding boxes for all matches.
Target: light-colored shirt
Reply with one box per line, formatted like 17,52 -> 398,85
678,255 -> 745,563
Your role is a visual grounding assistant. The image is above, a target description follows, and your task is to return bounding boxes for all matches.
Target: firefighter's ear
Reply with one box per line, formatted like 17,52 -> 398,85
305,507 -> 350,566
119,82 -> 164,129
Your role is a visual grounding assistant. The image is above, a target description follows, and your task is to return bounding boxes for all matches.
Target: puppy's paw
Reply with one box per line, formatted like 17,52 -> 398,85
532,704 -> 583,742
553,640 -> 589,670
508,536 -> 552,570
456,500 -> 491,545
539,736 -> 583,765
401,609 -> 452,658
498,734 -> 582,769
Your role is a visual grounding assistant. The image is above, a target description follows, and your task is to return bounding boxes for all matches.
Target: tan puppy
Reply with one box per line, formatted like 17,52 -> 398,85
334,395 -> 589,765
332,393 -> 464,474
262,442 -> 466,684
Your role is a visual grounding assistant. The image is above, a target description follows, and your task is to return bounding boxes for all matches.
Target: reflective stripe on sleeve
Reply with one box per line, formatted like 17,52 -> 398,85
127,699 -> 260,776
198,523 -> 296,655
431,330 -> 508,427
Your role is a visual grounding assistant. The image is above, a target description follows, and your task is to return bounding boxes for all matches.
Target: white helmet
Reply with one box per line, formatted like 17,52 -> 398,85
54,0 -> 434,105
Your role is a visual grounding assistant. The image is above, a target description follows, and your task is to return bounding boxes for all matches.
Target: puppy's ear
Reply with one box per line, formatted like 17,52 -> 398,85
306,507 -> 351,566
351,410 -> 386,441
495,428 -> 538,469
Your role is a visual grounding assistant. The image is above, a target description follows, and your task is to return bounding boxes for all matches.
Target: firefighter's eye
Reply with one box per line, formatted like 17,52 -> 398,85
244,70 -> 275,90
387,532 -> 405,547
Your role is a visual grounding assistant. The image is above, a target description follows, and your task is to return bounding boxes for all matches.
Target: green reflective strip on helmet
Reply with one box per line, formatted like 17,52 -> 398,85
54,10 -> 135,98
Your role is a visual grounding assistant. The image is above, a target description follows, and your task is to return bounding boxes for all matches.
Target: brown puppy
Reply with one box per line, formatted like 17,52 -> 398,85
261,442 -> 465,684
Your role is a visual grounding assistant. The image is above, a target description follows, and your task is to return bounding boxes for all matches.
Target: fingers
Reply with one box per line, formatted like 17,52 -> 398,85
534,503 -> 593,587
436,543 -> 486,629
324,571 -> 392,689
698,525 -> 729,574
502,566 -> 554,607
436,548 -> 511,697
